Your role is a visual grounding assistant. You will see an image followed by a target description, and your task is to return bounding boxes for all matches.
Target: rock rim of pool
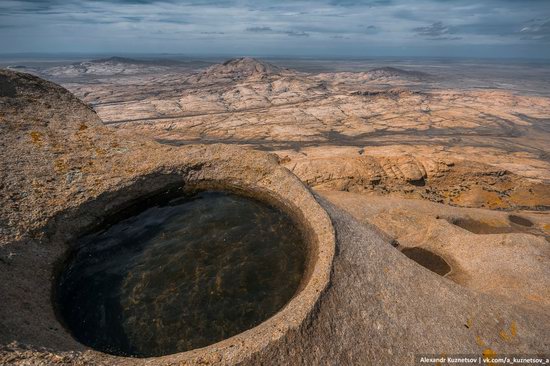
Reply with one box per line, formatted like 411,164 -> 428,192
0,69 -> 335,365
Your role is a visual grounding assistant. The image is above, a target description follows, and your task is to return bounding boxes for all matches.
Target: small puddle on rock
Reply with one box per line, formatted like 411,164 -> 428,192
448,218 -> 516,234
508,214 -> 534,227
55,190 -> 306,357
448,216 -> 546,239
401,247 -> 451,276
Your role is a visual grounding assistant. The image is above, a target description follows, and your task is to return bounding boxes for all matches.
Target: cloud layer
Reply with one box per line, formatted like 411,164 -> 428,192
1,0 -> 549,57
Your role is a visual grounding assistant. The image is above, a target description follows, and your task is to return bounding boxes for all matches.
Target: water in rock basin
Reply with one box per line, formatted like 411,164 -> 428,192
55,190 -> 306,357
401,247 -> 451,276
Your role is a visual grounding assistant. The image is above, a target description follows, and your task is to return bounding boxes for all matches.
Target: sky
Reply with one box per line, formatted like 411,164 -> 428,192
1,0 -> 550,58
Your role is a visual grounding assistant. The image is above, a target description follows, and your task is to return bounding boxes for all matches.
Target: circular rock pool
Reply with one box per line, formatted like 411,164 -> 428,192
55,190 -> 306,357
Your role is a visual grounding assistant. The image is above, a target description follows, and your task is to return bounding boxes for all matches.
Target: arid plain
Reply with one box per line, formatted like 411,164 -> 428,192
6,55 -> 550,318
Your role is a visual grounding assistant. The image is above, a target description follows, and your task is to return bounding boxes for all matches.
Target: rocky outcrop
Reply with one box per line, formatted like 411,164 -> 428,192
0,69 -> 335,365
189,57 -> 293,83
320,191 -> 550,312
284,152 -> 550,210
1,69 -> 549,365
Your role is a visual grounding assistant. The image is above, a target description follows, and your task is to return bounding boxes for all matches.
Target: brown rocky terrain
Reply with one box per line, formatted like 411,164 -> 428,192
1,58 -> 549,365
47,57 -> 550,211
319,191 -> 550,312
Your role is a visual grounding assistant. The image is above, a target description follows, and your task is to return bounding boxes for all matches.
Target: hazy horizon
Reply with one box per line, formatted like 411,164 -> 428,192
2,52 -> 550,63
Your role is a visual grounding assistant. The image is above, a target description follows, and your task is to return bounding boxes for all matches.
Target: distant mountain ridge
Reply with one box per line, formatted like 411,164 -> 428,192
192,57 -> 295,83
89,56 -> 140,64
88,56 -> 205,67
366,66 -> 430,80
39,56 -> 212,78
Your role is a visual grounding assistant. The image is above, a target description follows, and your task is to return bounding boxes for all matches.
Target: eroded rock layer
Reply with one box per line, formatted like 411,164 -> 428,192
36,57 -> 550,210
